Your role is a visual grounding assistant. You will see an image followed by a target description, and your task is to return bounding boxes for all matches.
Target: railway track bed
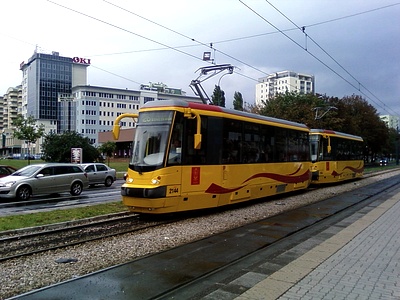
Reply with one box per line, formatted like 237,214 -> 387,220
9,171 -> 400,299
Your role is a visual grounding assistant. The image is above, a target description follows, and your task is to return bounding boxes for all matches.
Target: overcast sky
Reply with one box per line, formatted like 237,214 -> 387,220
1,0 -> 399,118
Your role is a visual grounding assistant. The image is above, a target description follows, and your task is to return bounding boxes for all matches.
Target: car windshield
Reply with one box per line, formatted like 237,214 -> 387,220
12,165 -> 42,177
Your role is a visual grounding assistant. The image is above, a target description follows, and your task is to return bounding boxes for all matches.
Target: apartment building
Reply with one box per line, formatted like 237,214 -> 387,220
380,115 -> 399,130
255,71 -> 315,106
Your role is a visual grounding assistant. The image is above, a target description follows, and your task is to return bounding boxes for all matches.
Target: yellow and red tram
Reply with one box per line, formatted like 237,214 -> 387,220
310,129 -> 364,184
113,100 -> 312,214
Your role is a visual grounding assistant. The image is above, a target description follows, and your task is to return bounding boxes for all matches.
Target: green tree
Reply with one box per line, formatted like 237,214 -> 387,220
211,85 -> 225,107
259,91 -> 325,127
12,115 -> 45,163
233,91 -> 244,111
98,141 -> 117,165
41,131 -> 101,163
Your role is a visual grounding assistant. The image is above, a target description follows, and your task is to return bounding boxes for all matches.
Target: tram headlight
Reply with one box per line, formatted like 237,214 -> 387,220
151,176 -> 161,185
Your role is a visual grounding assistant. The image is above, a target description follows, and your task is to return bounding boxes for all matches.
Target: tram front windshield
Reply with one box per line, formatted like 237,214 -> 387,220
130,111 -> 174,172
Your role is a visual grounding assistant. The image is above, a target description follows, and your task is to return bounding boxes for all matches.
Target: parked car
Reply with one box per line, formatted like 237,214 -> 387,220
379,158 -> 388,166
81,163 -> 116,187
0,165 -> 17,178
0,163 -> 89,201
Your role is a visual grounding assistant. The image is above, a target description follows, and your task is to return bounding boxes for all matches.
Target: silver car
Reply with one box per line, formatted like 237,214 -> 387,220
0,163 -> 89,201
81,163 -> 116,187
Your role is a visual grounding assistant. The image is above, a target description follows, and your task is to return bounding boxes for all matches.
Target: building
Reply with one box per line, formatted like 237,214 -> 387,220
0,86 -> 23,157
1,50 -> 201,158
255,71 -> 315,106
20,51 -> 89,127
380,115 -> 399,130
70,85 -> 200,147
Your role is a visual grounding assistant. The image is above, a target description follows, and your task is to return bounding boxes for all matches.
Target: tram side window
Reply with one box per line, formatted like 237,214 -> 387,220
182,117 -> 204,165
222,119 -> 242,163
288,131 -> 310,161
259,126 -> 275,162
182,116 -> 223,165
274,128 -> 288,162
332,138 -> 363,161
243,123 -> 262,163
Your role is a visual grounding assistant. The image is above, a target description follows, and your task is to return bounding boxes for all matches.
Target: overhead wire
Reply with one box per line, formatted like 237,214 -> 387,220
47,0 -> 398,115
263,0 -> 400,117
239,0 -> 400,117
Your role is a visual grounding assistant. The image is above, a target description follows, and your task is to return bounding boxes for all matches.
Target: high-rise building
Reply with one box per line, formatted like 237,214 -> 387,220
20,51 -> 89,131
255,71 -> 315,106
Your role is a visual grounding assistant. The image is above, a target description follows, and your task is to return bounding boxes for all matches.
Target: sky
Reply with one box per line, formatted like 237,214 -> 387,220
1,0 -> 399,118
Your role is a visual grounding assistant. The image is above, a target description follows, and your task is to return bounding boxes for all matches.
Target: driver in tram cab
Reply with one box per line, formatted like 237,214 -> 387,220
169,137 -> 182,164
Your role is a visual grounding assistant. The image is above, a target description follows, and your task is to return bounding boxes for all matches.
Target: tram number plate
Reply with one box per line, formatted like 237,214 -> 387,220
167,185 -> 180,196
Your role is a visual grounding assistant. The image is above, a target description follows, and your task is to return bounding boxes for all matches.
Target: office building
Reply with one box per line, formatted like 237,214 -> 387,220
20,51 -> 89,129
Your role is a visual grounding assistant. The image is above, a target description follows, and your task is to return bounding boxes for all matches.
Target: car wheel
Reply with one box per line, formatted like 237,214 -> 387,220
70,182 -> 83,196
104,177 -> 113,187
16,185 -> 31,201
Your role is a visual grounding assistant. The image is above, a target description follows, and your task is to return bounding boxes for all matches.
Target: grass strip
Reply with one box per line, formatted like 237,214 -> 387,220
0,202 -> 128,232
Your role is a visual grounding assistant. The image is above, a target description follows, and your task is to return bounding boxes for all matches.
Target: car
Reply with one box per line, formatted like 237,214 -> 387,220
379,158 -> 388,166
81,163 -> 116,187
0,163 -> 89,201
0,165 -> 17,178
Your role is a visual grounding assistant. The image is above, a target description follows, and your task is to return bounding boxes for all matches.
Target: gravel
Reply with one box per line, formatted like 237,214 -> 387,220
1,170 -> 399,299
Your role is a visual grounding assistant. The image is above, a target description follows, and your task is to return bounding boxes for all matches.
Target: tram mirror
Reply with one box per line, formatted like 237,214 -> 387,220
194,133 -> 202,149
327,145 -> 331,153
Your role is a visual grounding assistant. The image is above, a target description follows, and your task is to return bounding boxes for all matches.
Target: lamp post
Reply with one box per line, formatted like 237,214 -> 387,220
396,125 -> 399,165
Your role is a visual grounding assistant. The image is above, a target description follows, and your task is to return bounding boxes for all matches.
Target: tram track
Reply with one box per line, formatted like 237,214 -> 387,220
0,213 -> 174,262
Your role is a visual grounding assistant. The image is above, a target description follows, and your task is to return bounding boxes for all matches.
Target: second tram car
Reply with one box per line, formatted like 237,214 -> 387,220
310,129 -> 364,184
113,100 -> 312,214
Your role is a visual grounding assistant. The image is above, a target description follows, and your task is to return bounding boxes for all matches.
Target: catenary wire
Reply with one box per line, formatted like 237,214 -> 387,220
240,0 -> 400,117
263,0 -> 400,117
46,0 -> 397,115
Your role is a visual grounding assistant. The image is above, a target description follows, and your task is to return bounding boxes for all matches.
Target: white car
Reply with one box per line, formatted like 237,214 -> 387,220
81,163 -> 117,187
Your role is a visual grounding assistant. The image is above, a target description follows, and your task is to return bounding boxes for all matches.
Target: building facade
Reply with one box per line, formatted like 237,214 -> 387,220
70,85 -> 200,147
20,51 -> 89,127
1,86 -> 23,157
380,115 -> 399,130
255,71 -> 315,106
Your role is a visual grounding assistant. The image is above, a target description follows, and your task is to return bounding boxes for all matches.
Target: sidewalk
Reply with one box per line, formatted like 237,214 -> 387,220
235,191 -> 400,300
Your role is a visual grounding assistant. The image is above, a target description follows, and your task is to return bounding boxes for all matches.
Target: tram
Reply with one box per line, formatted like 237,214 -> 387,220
310,129 -> 364,184
113,100 -> 312,214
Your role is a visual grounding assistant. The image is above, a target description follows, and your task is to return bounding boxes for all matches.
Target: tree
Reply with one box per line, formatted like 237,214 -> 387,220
41,131 -> 101,163
98,141 -> 117,165
211,85 -> 225,107
12,115 -> 45,163
233,91 -> 244,111
259,92 -> 325,128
